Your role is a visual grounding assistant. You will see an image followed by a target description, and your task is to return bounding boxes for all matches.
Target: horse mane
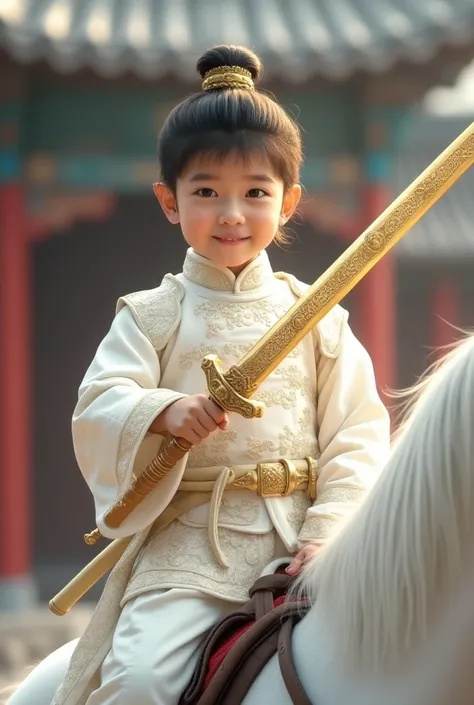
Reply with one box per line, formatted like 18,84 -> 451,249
298,333 -> 474,671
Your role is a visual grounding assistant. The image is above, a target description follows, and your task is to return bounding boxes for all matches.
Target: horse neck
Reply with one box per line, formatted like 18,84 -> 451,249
291,558 -> 474,705
293,336 -> 474,696
299,428 -> 474,673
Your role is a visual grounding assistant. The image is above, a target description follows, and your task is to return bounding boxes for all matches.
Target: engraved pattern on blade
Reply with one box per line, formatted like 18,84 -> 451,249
201,355 -> 265,418
236,133 -> 474,387
223,365 -> 258,397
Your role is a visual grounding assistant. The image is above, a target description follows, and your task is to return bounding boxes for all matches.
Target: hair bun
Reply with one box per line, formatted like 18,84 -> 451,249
197,45 -> 262,85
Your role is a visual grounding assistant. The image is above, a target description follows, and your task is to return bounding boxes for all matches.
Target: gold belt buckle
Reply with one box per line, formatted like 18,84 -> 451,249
256,459 -> 298,498
255,457 -> 317,499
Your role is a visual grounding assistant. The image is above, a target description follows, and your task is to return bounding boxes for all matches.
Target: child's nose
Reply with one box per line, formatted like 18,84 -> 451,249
218,204 -> 245,226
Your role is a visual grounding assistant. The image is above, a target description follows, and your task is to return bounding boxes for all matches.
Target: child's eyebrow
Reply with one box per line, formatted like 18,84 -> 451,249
245,174 -> 276,183
188,173 -> 275,183
188,173 -> 216,181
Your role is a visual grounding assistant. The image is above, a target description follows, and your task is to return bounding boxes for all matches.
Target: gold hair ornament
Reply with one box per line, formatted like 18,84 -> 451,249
202,65 -> 254,92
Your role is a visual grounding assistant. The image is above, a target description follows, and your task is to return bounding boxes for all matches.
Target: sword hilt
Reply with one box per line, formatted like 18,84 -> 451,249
84,355 -> 265,544
202,354 -> 264,418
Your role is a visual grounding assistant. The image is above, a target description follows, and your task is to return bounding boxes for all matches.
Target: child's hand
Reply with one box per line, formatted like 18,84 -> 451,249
150,394 -> 229,445
285,544 -> 321,576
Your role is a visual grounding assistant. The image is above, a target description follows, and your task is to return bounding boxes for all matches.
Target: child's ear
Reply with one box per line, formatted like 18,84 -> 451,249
280,184 -> 302,224
153,182 -> 180,224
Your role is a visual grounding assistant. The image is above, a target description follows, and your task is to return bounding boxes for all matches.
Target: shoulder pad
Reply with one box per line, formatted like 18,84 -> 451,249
274,272 -> 348,358
116,274 -> 184,351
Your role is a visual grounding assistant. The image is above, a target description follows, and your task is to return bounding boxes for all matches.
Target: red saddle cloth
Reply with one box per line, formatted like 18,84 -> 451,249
179,569 -> 307,705
203,595 -> 286,690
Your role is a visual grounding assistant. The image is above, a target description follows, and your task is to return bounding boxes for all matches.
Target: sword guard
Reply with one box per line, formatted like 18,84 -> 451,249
201,355 -> 265,419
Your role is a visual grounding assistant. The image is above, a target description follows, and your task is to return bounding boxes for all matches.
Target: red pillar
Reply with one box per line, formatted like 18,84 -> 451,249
430,280 -> 459,355
356,183 -> 396,404
0,183 -> 34,606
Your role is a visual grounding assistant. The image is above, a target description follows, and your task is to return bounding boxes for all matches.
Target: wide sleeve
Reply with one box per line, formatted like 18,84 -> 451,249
298,322 -> 391,547
72,306 -> 188,538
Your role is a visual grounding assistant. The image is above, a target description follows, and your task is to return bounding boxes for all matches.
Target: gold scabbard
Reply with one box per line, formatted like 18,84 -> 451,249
52,491 -> 213,615
49,536 -> 132,616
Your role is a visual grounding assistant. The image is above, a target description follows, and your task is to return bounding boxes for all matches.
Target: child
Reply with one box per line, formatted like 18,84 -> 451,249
52,44 -> 390,705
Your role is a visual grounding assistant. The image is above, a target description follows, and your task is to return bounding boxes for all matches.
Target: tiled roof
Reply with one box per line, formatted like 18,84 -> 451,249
2,0 -> 474,80
394,116 -> 474,260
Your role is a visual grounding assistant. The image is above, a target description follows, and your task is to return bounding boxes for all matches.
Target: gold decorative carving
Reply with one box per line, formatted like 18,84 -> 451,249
231,472 -> 257,492
83,528 -> 102,545
257,463 -> 287,496
201,355 -> 264,418
305,456 -> 318,501
227,459 -> 314,497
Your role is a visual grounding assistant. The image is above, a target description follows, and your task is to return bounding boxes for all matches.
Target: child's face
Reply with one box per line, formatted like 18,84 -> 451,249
154,151 -> 301,274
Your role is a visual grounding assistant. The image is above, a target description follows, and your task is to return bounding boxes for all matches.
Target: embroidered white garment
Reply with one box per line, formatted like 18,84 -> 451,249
53,248 -> 390,705
72,247 -> 390,600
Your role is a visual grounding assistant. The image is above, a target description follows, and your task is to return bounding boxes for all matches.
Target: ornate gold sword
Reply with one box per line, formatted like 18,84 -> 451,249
50,122 -> 474,616
83,121 -> 474,546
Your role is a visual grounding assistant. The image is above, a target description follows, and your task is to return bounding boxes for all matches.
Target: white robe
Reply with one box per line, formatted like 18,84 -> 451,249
52,248 -> 390,704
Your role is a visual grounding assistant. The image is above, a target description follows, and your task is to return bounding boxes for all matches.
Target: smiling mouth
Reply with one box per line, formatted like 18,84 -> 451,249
213,236 -> 250,242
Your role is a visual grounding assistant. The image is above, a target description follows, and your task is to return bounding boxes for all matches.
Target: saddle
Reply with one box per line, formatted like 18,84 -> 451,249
179,568 -> 312,705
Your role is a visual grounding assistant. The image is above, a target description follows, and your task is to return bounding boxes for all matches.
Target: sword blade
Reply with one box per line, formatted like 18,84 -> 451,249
227,123 -> 474,393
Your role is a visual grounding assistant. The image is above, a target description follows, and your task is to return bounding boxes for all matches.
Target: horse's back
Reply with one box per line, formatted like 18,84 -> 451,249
5,638 -> 78,705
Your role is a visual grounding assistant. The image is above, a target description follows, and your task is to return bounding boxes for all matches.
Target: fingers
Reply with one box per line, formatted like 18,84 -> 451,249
169,396 -> 230,445
203,398 -> 227,425
285,545 -> 321,576
285,554 -> 304,576
197,408 -> 219,433
217,416 -> 229,430
181,414 -> 226,444
159,395 -> 231,445
182,428 -> 205,445
193,418 -> 214,439
205,400 -> 229,430
197,397 -> 229,433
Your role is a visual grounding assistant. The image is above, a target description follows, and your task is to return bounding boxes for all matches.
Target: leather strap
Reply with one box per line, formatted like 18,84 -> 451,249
249,573 -> 292,621
180,574 -> 312,705
200,604 -> 291,705
278,617 -> 313,705
180,607 -> 254,705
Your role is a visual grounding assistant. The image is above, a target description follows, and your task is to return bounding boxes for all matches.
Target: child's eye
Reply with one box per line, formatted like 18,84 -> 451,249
247,188 -> 267,198
195,188 -> 217,197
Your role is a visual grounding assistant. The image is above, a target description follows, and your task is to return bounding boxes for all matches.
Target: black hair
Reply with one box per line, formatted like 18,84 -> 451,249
158,45 -> 303,197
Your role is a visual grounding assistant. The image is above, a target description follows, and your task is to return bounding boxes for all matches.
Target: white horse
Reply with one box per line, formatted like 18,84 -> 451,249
7,334 -> 474,705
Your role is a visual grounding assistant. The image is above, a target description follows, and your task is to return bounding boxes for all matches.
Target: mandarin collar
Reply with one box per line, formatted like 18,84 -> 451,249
182,248 -> 273,293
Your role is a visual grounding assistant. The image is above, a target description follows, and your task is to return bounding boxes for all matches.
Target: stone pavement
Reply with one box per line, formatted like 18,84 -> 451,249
0,604 -> 94,703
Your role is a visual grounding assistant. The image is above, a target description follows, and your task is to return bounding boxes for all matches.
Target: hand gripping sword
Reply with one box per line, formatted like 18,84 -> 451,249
50,122 -> 474,615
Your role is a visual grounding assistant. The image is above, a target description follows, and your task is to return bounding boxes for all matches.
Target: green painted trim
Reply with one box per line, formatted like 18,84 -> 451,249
0,151 -> 21,180
25,154 -> 368,192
